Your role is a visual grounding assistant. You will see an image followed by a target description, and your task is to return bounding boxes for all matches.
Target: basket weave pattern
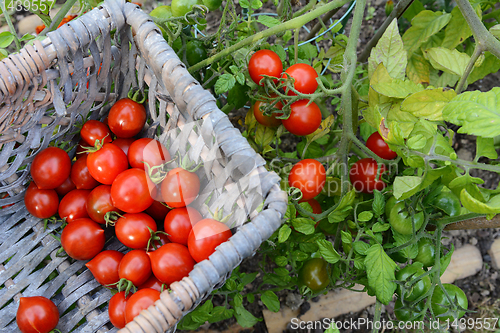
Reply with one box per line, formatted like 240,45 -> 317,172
0,1 -> 287,332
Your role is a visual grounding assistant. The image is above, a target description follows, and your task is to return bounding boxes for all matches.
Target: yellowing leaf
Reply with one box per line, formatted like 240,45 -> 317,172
468,52 -> 500,85
368,19 -> 407,80
402,10 -> 452,56
371,79 -> 424,99
442,7 -> 473,49
387,103 -> 417,137
460,188 -> 500,217
407,54 -> 430,85
425,47 -> 470,77
306,115 -> 334,143
401,88 -> 457,121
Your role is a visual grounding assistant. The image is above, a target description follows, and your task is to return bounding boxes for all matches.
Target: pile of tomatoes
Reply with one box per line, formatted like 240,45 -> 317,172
249,49 -> 322,137
20,98 -> 233,331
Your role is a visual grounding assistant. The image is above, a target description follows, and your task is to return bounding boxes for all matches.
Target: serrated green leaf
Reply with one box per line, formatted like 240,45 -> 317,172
270,45 -> 286,62
341,230 -> 352,245
364,244 -> 397,305
407,54 -> 430,85
250,0 -> 262,9
402,0 -> 425,22
255,124 -> 276,147
402,11 -> 452,56
215,74 -> 235,94
209,306 -> 234,323
425,47 -> 470,77
292,218 -> 316,235
257,15 -> 280,28
442,6 -> 473,49
235,72 -> 246,85
353,241 -> 370,255
275,255 -> 288,266
372,222 -> 391,233
317,239 -> 341,263
476,137 -> 498,160
358,211 -> 373,222
372,79 -> 424,99
443,88 -> 500,138
460,188 -> 500,217
278,225 -> 291,243
285,204 -> 296,220
373,190 -> 385,217
368,19 -> 407,80
240,272 -> 258,285
468,52 -> 500,85
191,300 -> 213,322
227,82 -> 249,109
392,231 -> 418,259
261,290 -> 280,312
401,88 -> 456,121
386,103 -> 418,138
393,176 -> 423,200
354,255 -> 366,270
234,304 -> 261,327
328,206 -> 351,223
0,31 -> 14,49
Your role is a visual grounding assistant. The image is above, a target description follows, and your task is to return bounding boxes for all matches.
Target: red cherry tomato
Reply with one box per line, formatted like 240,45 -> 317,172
61,218 -> 105,260
282,99 -> 322,136
86,185 -> 121,224
118,249 -> 152,287
115,213 -> 157,249
124,288 -> 160,324
366,131 -> 397,160
70,155 -> 99,190
282,63 -> 318,95
24,182 -> 59,219
145,200 -> 170,223
138,274 -> 164,292
108,98 -> 147,138
108,291 -> 130,329
288,159 -> 326,200
297,198 -> 322,225
160,168 -> 200,208
128,138 -> 171,171
164,207 -> 202,245
112,137 -> 136,157
16,296 -> 59,333
187,219 -> 232,262
248,49 -> 283,85
31,147 -> 71,189
349,158 -> 387,194
148,243 -> 195,285
58,189 -> 91,223
80,120 -> 112,146
85,250 -> 124,286
55,176 -> 76,197
111,168 -> 154,213
87,143 -> 128,185
253,98 -> 283,128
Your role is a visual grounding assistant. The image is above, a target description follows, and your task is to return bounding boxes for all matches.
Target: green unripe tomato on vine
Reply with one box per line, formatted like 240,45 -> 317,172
415,238 -> 436,268
431,284 -> 468,322
186,40 -> 208,66
202,0 -> 222,11
385,195 -> 400,218
299,258 -> 329,292
150,6 -> 173,40
394,298 -> 424,322
171,0 -> 203,19
395,264 -> 431,302
389,202 -> 424,235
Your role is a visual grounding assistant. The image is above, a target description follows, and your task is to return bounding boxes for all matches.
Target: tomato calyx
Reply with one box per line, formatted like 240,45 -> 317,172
127,87 -> 147,104
114,278 -> 137,297
43,216 -> 60,231
288,186 -> 305,201
81,135 -> 112,153
146,228 -> 170,251
104,211 -> 122,227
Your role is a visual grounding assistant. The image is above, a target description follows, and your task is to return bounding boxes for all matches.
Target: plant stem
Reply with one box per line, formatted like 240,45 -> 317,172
306,7 -> 341,40
40,0 -> 78,36
1,5 -> 21,50
373,301 -> 382,333
455,44 -> 483,93
188,0 -> 351,73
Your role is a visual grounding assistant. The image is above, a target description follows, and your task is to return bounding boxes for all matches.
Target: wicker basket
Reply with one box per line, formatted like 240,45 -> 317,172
0,1 -> 287,331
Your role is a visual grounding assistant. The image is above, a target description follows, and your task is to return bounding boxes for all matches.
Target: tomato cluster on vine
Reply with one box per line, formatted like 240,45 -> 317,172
22,97 -> 233,330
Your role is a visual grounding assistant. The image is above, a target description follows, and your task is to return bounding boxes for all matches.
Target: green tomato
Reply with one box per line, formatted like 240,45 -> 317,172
394,298 -> 424,322
171,0 -> 203,17
385,196 -> 398,218
389,202 -> 424,235
415,238 -> 436,268
431,284 -> 468,322
202,0 -> 222,11
432,192 -> 461,217
395,264 -> 431,302
150,6 -> 173,40
186,40 -> 207,66
299,258 -> 329,292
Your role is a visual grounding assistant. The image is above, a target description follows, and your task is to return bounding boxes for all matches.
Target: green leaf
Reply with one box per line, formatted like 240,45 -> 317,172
285,204 -> 296,220
270,45 -> 286,62
261,290 -> 280,312
443,88 -> 500,138
364,244 -> 397,305
402,11 -> 452,56
368,19 -> 407,80
325,321 -> 341,333
292,218 -> 316,235
257,15 -> 280,28
373,190 -> 385,217
306,115 -> 334,144
425,47 -> 470,77
372,222 -> 391,233
341,230 -> 352,245
401,88 -> 457,121
407,134 -> 427,150
275,256 -> 287,266
460,188 -> 500,217
353,241 -> 370,255
249,0 -> 262,8
442,6 -> 473,49
358,211 -> 373,222
371,79 -> 424,99
20,33 -> 35,42
191,300 -> 213,322
386,103 -> 418,138
255,124 -> 276,147
0,31 -> 14,49
328,206 -> 351,223
440,244 -> 454,276
240,272 -> 258,285
491,24 -> 500,40
354,255 -> 366,270
476,137 -> 498,160
393,176 -> 423,200
392,231 -> 418,259
215,74 -> 235,94
234,305 -> 261,327
227,83 -> 249,109
209,307 -> 234,323
402,0 -> 425,22
406,54 -> 430,85
468,52 -> 500,85
336,189 -> 356,211
317,239 -> 341,263
278,225 -> 291,243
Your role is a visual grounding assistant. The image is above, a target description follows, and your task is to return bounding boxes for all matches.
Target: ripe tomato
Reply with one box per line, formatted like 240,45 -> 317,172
80,120 -> 112,146
124,288 -> 160,324
108,291 -> 130,329
85,250 -> 124,286
61,218 -> 105,260
86,185 -> 121,224
160,168 -> 200,208
16,296 -> 59,333
148,243 -> 195,285
366,131 -> 397,160
187,219 -> 232,262
70,155 -> 99,190
108,98 -> 147,138
288,159 -> 326,200
297,198 -> 322,227
415,238 -> 436,268
299,258 -> 329,292
248,49 -> 283,85
282,100 -> 322,136
431,284 -> 468,322
282,63 -> 318,95
349,158 -> 386,194
127,138 -> 170,171
55,176 -> 76,197
164,207 -> 203,245
112,137 -> 135,157
396,264 -> 431,302
87,143 -> 128,185
24,182 -> 59,219
118,249 -> 152,288
59,189 -> 91,223
115,213 -> 157,249
111,168 -> 154,213
389,202 -> 424,235
253,98 -> 283,128
138,274 -> 164,292
31,147 -> 71,189
145,200 -> 170,223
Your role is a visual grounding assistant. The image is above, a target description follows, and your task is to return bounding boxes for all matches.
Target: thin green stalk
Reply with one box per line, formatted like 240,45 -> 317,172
0,4 -> 20,50
456,45 -> 483,93
294,28 -> 299,64
40,0 -> 78,36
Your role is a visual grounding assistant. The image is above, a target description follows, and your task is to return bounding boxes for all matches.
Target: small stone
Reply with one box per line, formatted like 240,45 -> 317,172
470,237 -> 478,246
488,238 -> 500,270
471,292 -> 480,303
285,292 -> 303,311
481,290 -> 490,296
